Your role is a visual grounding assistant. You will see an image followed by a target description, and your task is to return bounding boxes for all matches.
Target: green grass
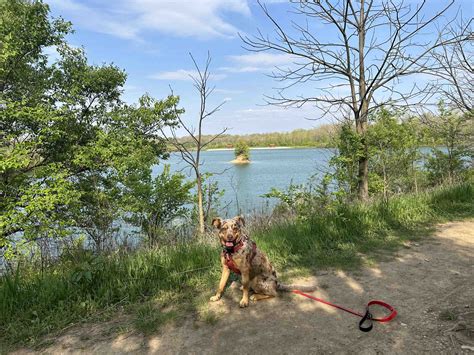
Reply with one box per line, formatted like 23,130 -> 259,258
0,243 -> 220,348
1,183 -> 473,350
253,183 -> 474,273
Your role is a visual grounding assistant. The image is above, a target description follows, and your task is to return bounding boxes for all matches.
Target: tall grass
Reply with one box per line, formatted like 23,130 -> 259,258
0,243 -> 220,347
253,183 -> 473,272
1,183 -> 473,349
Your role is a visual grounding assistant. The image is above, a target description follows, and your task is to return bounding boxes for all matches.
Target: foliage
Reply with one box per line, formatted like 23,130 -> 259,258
191,174 -> 225,229
263,174 -> 339,220
328,123 -> 363,199
256,183 -> 474,271
179,124 -> 337,149
124,165 -> 194,245
326,108 -> 466,200
0,241 -> 219,348
366,108 -> 420,197
425,102 -> 473,185
234,140 -> 250,160
0,0 -> 181,255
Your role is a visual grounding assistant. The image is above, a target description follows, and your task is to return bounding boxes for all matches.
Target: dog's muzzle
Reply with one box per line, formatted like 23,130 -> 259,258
224,241 -> 235,253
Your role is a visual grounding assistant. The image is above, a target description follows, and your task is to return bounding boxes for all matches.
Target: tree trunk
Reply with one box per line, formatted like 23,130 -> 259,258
356,118 -> 369,201
357,0 -> 369,202
196,175 -> 205,234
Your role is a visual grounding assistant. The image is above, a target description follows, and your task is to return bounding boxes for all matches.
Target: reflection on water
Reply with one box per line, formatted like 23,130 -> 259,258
153,148 -> 336,216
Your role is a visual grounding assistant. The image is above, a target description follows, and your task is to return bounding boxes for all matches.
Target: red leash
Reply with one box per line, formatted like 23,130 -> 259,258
292,290 -> 398,332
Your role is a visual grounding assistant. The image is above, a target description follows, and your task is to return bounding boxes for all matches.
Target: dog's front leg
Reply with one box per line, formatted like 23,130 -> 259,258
239,268 -> 250,308
210,264 -> 230,302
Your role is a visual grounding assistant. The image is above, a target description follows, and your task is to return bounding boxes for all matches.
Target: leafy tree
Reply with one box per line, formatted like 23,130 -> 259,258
367,109 -> 419,198
328,123 -> 363,199
124,165 -> 193,246
234,140 -> 250,160
0,0 -> 179,256
329,110 -> 423,200
425,102 -> 473,185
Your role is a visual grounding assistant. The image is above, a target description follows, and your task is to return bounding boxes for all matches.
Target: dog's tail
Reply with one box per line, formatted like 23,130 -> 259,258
277,283 -> 317,292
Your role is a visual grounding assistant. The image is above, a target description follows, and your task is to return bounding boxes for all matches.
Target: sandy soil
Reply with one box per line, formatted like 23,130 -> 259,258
12,220 -> 474,354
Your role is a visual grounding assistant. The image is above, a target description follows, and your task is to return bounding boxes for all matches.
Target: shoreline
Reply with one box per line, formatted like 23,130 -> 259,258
206,146 -> 323,151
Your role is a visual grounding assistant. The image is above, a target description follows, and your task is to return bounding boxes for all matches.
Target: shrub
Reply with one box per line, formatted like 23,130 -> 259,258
234,140 -> 250,160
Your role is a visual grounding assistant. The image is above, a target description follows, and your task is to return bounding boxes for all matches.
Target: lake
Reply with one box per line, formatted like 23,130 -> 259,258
153,148 -> 336,217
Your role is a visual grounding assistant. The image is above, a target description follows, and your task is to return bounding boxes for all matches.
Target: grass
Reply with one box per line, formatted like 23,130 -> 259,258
252,183 -> 474,273
0,243 -> 221,348
1,183 -> 473,350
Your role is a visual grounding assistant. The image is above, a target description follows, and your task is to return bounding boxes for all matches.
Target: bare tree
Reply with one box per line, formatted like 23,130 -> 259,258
241,0 -> 467,200
161,53 -> 227,234
428,18 -> 473,113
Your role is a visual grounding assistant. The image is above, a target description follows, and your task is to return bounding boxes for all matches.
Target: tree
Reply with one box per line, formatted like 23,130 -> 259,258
0,0 -> 179,256
366,108 -> 419,198
234,140 -> 250,161
242,0 -> 467,200
123,165 -> 193,246
427,18 -> 473,113
328,122 -> 363,199
160,53 -> 227,234
424,101 -> 472,185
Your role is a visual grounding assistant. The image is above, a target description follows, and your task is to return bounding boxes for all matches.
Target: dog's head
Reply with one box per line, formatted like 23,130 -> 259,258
211,216 -> 245,247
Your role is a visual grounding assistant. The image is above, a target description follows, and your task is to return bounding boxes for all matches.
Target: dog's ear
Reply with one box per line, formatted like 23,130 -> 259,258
236,215 -> 245,227
212,218 -> 222,229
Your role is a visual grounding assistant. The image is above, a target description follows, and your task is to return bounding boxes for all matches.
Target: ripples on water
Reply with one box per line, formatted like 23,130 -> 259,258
153,148 -> 336,216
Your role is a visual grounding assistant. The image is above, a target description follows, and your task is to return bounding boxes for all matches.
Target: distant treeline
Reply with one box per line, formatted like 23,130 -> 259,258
179,124 -> 338,149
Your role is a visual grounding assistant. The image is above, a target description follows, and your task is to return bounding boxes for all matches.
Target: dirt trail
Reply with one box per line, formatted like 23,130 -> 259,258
13,221 -> 474,354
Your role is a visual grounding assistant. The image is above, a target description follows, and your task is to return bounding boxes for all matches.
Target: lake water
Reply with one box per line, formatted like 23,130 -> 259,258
153,148 -> 336,217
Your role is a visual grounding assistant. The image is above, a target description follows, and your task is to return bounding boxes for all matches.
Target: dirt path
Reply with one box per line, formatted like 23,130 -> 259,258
13,221 -> 474,354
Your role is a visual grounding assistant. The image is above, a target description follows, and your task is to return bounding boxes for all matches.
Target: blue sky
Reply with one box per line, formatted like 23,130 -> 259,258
46,0 -> 472,135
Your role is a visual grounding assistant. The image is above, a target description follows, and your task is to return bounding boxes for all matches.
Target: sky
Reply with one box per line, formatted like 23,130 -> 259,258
46,0 -> 472,135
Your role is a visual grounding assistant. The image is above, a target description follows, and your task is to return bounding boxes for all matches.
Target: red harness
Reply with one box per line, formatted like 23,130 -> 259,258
222,240 -> 257,274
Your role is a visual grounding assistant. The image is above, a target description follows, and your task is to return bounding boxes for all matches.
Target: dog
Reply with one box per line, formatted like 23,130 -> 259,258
210,216 -> 315,308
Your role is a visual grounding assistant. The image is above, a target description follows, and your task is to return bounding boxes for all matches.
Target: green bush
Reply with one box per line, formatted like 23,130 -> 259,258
234,140 -> 250,160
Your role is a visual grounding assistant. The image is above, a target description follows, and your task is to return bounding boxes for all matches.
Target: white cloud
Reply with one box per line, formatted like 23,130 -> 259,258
150,69 -> 227,81
214,88 -> 245,94
219,66 -> 261,73
48,0 -> 250,41
229,53 -> 294,66
222,52 -> 295,73
48,0 -> 140,40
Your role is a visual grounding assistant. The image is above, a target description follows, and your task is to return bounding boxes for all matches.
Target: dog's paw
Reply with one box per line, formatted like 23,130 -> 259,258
249,294 -> 257,301
210,295 -> 221,302
239,298 -> 249,308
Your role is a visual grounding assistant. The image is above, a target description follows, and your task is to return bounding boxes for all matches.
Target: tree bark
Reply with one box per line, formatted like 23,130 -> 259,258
357,0 -> 369,201
196,174 -> 205,235
356,118 -> 369,201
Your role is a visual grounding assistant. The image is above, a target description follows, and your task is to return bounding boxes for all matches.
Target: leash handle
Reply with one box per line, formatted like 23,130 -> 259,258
292,290 -> 397,332
358,308 -> 373,332
367,300 -> 398,322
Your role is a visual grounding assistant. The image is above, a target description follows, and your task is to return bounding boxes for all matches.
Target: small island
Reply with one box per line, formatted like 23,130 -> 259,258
231,140 -> 250,164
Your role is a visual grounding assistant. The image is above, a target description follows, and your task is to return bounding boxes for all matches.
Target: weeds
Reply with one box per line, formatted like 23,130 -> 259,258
439,308 -> 459,321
